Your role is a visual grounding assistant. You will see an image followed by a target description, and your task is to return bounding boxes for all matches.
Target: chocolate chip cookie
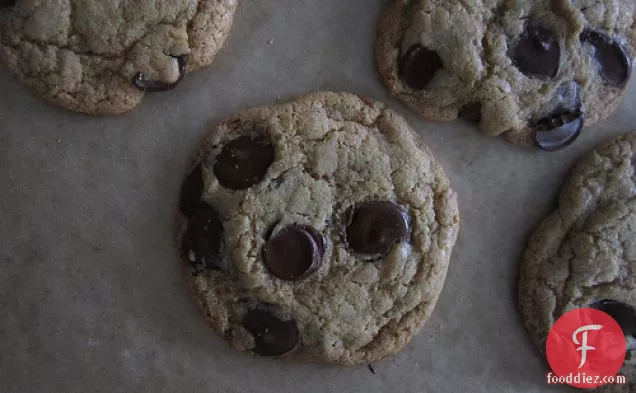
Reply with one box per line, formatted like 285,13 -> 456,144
0,0 -> 237,115
175,91 -> 460,365
518,132 -> 636,387
376,0 -> 635,150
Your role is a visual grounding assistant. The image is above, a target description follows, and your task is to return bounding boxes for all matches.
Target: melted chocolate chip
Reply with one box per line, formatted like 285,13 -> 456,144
458,102 -> 482,123
213,135 -> 275,190
264,225 -> 324,281
512,25 -> 560,79
179,163 -> 204,217
243,309 -> 299,356
132,55 -> 188,92
589,300 -> 636,336
1,0 -> 17,8
345,201 -> 409,256
399,44 -> 443,90
580,29 -> 631,88
533,111 -> 583,151
181,202 -> 225,271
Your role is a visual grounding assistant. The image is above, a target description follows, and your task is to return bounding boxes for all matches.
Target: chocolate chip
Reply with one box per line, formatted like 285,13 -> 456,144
512,25 -> 560,79
531,81 -> 581,149
533,111 -> 583,151
399,44 -> 443,90
264,225 -> 324,281
458,102 -> 482,123
589,300 -> 636,336
345,201 -> 409,256
213,135 -> 275,190
243,309 -> 299,356
1,0 -> 17,8
132,54 -> 188,92
179,163 -> 204,217
181,202 -> 225,271
580,29 -> 631,88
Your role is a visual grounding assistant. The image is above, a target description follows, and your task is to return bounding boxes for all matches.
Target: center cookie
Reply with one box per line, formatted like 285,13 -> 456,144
175,91 -> 460,365
0,0 -> 237,115
376,0 -> 635,150
519,132 -> 636,390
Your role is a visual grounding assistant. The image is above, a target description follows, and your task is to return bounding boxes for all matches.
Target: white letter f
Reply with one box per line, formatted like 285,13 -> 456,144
572,324 -> 602,368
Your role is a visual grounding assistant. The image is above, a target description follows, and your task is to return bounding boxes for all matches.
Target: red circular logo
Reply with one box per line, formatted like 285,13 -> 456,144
546,308 -> 626,388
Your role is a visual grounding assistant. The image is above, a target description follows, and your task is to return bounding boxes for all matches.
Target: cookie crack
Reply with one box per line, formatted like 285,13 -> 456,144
2,2 -> 204,91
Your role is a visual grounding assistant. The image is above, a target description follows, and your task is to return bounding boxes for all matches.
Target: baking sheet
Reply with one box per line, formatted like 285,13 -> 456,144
1,1 -> 634,392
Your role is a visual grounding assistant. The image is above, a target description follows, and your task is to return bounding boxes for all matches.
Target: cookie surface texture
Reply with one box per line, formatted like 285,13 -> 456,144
0,0 -> 238,115
376,0 -> 635,150
176,91 -> 460,365
518,132 -> 636,388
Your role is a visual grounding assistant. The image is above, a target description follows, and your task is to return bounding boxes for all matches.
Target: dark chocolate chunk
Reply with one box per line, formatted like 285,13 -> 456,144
132,54 -> 188,92
1,0 -> 17,8
179,163 -> 204,217
213,135 -> 275,190
264,225 -> 324,281
458,102 -> 482,123
580,29 -> 631,88
345,201 -> 409,256
181,202 -> 225,271
243,309 -> 299,356
589,300 -> 636,336
512,25 -> 560,79
533,111 -> 583,151
399,44 -> 443,90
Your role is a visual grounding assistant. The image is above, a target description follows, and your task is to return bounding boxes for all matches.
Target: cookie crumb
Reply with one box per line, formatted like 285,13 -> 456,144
368,364 -> 376,374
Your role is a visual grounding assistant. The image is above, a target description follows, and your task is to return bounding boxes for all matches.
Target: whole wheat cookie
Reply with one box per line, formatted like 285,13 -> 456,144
175,91 -> 460,365
376,0 -> 635,150
0,0 -> 237,115
518,132 -> 636,390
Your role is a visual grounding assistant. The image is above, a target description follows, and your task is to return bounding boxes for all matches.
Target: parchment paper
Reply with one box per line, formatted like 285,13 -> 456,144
2,2 -> 634,392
